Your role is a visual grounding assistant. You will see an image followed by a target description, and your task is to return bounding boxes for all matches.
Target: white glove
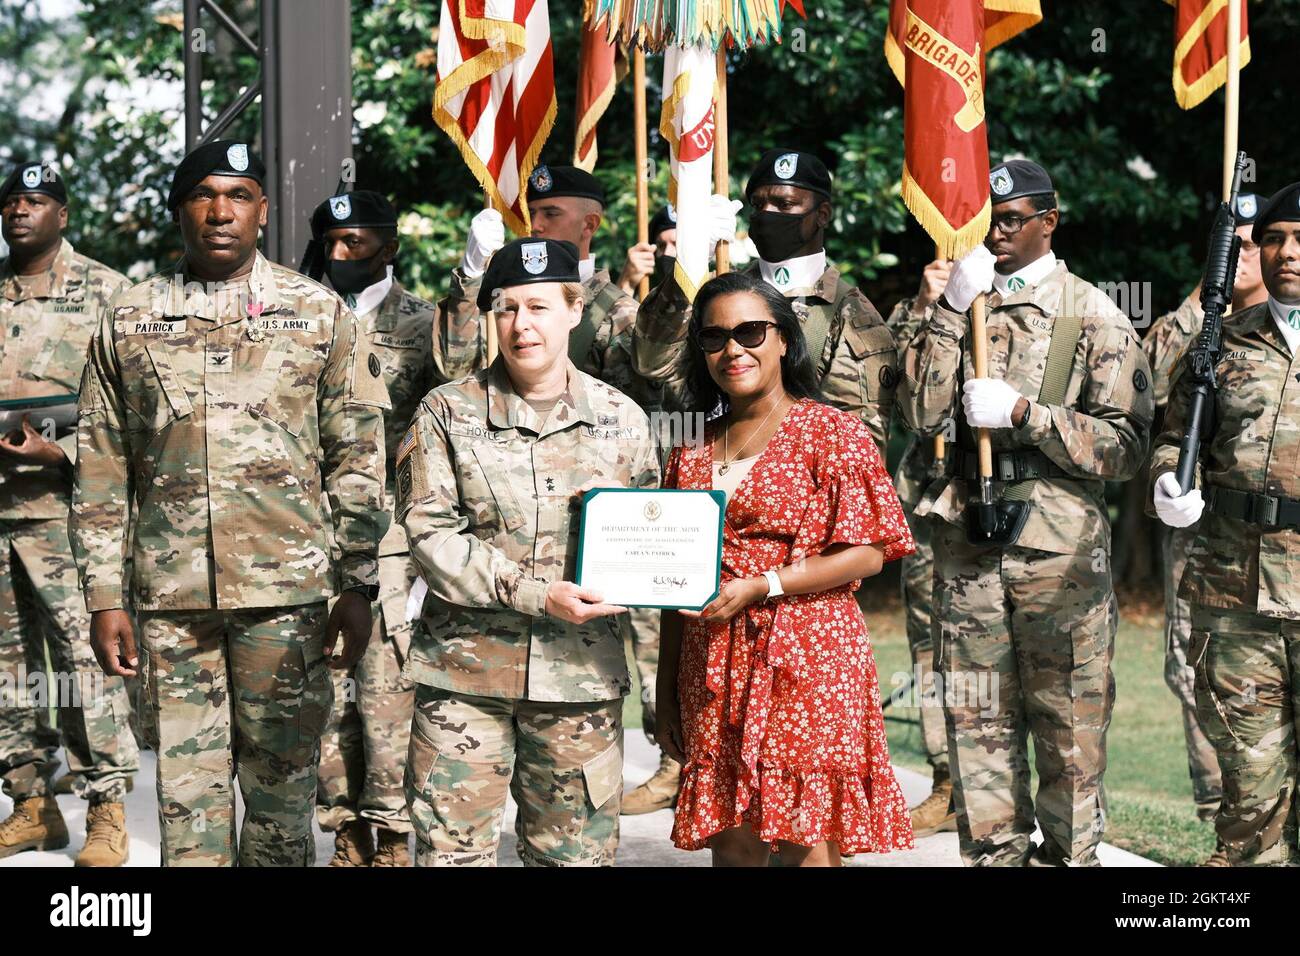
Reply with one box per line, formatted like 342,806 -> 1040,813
943,244 -> 997,312
707,195 -> 742,244
962,378 -> 1022,429
405,576 -> 429,623
1153,472 -> 1204,528
461,208 -> 506,278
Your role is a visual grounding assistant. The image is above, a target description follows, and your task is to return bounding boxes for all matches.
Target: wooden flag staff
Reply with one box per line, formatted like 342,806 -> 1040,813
713,48 -> 730,275
634,47 -> 651,299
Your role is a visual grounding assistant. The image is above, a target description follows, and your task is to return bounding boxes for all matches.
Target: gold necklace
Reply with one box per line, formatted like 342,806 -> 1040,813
718,394 -> 787,476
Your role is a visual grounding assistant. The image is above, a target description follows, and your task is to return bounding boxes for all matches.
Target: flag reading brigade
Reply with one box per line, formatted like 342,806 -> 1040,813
433,0 -> 556,235
885,0 -> 1042,259
659,42 -> 718,301
1168,0 -> 1251,109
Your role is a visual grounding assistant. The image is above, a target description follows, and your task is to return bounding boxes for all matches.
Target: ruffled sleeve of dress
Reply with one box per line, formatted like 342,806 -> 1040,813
792,406 -> 916,565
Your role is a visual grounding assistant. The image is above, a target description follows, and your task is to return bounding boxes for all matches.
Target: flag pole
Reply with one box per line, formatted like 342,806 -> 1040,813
1221,0 -> 1242,202
932,243 -> 946,464
483,192 -> 499,364
969,292 -> 993,480
634,46 -> 651,299
713,47 -> 730,274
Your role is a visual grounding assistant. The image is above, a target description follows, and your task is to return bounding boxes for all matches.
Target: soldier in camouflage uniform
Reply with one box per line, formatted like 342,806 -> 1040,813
399,238 -> 659,866
885,258 -> 955,836
1144,193 -> 1266,834
630,148 -> 900,811
308,190 -> 434,867
898,160 -> 1154,866
0,162 -> 139,865
71,141 -> 390,867
440,167 -> 667,811
1151,183 -> 1300,866
436,164 -> 658,411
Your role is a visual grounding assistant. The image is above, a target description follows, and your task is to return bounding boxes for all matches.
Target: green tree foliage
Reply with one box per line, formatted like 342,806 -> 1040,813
3,0 -> 1296,309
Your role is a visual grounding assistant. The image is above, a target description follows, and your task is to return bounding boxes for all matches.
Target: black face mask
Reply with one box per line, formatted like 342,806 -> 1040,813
653,254 -> 675,284
747,209 -> 816,262
326,252 -> 384,297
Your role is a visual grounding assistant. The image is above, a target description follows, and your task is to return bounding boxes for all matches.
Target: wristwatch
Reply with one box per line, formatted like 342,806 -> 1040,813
762,569 -> 784,599
345,584 -> 380,602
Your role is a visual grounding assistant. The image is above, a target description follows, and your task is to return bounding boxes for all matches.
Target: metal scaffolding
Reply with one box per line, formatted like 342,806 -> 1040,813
182,0 -> 354,266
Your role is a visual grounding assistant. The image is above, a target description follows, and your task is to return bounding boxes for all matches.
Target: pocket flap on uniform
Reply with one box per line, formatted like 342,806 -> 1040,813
581,740 -> 623,811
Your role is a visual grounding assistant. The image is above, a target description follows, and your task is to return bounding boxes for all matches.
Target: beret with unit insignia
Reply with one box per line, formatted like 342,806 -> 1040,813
526,164 -> 606,205
311,189 -> 398,240
745,149 -> 832,201
477,238 -> 581,311
989,159 -> 1056,205
0,162 -> 68,205
167,140 -> 265,211
1251,182 -> 1300,243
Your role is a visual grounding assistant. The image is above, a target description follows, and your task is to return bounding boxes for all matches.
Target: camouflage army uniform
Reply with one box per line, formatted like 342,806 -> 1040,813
397,361 -> 659,866
316,280 -> 434,838
632,263 -> 899,450
1144,293 -> 1222,819
438,264 -> 663,737
898,262 -> 1154,866
71,251 -> 390,866
0,240 -> 139,808
1150,301 -> 1300,865
885,296 -> 946,775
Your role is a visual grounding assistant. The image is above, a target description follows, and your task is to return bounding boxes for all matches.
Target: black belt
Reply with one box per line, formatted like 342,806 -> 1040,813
946,449 -> 1073,483
1206,485 -> 1300,531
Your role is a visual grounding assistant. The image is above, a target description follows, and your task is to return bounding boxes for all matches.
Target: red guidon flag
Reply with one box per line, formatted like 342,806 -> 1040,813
885,1 -> 1041,259
433,0 -> 557,235
573,4 -> 627,171
1167,0 -> 1250,109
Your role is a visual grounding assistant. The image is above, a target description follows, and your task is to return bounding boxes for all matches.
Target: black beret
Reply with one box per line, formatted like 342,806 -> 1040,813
1251,183 -> 1300,243
311,190 -> 398,240
989,159 -> 1055,204
167,140 -> 265,211
649,204 -> 678,242
477,238 -> 581,311
1232,192 -> 1263,225
0,162 -> 67,205
526,164 -> 605,205
745,149 -> 832,201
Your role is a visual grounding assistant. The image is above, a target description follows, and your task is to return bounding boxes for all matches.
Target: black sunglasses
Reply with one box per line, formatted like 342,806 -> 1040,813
696,320 -> 781,354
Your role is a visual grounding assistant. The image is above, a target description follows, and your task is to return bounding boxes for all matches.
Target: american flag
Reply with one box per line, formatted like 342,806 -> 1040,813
433,0 -> 557,236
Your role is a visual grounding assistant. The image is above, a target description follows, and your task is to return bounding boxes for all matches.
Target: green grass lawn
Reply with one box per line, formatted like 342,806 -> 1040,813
864,586 -> 1217,867
624,584 -> 1216,866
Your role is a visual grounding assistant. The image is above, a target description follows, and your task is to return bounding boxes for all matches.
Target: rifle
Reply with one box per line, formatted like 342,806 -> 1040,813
298,174 -> 350,281
1174,150 -> 1249,493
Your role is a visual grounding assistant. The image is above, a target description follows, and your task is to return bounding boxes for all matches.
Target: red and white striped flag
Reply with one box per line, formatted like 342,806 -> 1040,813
433,0 -> 557,236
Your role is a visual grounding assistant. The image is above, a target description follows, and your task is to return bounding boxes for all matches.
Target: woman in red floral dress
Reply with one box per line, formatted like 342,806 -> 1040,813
656,272 -> 915,866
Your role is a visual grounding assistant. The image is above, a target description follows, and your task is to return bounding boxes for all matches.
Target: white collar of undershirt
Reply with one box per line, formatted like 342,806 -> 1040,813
758,250 -> 826,292
579,256 -> 596,282
351,266 -> 393,318
993,251 -> 1057,297
1268,295 -> 1300,355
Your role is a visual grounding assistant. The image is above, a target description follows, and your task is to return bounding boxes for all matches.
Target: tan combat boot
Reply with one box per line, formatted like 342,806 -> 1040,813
621,751 -> 682,815
909,771 -> 957,837
75,802 -> 129,867
0,795 -> 69,858
371,830 -> 411,867
328,820 -> 374,867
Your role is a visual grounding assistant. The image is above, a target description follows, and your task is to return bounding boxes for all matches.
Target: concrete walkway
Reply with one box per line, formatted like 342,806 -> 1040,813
0,733 -> 1156,867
